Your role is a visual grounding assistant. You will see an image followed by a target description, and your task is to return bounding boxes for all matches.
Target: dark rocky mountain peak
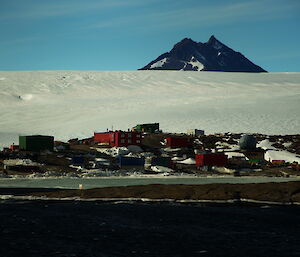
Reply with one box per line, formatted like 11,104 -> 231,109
207,35 -> 218,44
173,37 -> 196,47
140,35 -> 267,72
206,35 -> 228,50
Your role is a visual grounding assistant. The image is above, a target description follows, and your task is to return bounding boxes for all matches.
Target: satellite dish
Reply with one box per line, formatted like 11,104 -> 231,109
239,135 -> 257,150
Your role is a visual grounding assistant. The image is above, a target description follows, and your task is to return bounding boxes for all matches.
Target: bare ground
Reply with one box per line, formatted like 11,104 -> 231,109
11,181 -> 300,204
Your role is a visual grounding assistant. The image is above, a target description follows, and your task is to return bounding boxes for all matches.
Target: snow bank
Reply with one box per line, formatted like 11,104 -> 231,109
188,57 -> 204,71
258,139 -> 277,151
224,152 -> 246,159
178,158 -> 196,165
171,156 -> 185,161
150,58 -> 168,68
151,166 -> 174,173
258,139 -> 300,163
96,147 -> 129,157
3,159 -> 41,166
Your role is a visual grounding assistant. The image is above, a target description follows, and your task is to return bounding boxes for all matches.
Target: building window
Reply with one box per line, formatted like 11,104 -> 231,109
136,140 -> 140,143
128,133 -> 132,138
121,133 -> 125,138
121,139 -> 125,143
136,134 -> 140,138
128,139 -> 132,144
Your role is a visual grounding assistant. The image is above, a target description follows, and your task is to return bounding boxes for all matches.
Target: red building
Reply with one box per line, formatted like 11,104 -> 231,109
94,131 -> 142,147
9,144 -> 19,151
196,153 -> 228,167
166,137 -> 192,148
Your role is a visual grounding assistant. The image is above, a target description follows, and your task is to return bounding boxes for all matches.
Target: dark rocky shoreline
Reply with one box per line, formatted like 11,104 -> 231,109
14,181 -> 300,204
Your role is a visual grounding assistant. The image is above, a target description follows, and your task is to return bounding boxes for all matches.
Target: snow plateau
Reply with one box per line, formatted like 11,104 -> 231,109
0,70 -> 299,148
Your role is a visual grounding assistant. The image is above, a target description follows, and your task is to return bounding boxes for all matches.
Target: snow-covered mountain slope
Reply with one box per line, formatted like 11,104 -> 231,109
0,71 -> 299,147
140,36 -> 267,72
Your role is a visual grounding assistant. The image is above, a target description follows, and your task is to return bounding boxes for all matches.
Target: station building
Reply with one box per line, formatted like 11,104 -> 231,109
94,131 -> 142,147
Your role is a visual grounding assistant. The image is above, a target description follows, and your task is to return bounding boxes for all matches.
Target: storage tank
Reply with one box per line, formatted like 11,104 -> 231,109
239,135 -> 257,150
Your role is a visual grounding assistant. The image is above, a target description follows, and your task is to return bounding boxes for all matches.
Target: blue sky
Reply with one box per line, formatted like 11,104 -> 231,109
0,0 -> 299,72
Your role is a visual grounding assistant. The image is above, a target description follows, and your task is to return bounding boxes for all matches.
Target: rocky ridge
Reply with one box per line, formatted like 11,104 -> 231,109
140,35 -> 267,72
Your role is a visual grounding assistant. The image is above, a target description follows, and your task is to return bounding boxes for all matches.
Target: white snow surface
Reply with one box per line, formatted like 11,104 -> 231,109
184,56 -> 204,71
188,58 -> 204,71
95,147 -> 129,157
224,152 -> 246,159
0,71 -> 299,148
258,139 -> 300,163
150,58 -> 168,69
151,166 -> 174,173
181,57 -> 204,71
3,159 -> 41,166
178,158 -> 196,165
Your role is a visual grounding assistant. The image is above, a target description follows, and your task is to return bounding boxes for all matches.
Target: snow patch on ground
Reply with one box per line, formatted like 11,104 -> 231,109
95,147 -> 130,157
188,57 -> 204,71
150,58 -> 168,69
225,152 -> 246,159
178,158 -> 196,165
151,166 -> 174,173
258,139 -> 300,163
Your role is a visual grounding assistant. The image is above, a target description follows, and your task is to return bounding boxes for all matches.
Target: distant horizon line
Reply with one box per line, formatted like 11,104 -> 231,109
0,69 -> 299,73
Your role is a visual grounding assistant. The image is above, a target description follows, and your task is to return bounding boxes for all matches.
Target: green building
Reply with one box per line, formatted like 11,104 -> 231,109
19,135 -> 54,152
133,123 -> 159,133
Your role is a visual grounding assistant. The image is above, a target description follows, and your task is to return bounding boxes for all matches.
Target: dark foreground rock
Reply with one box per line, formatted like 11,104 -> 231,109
28,181 -> 300,203
0,200 -> 300,257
